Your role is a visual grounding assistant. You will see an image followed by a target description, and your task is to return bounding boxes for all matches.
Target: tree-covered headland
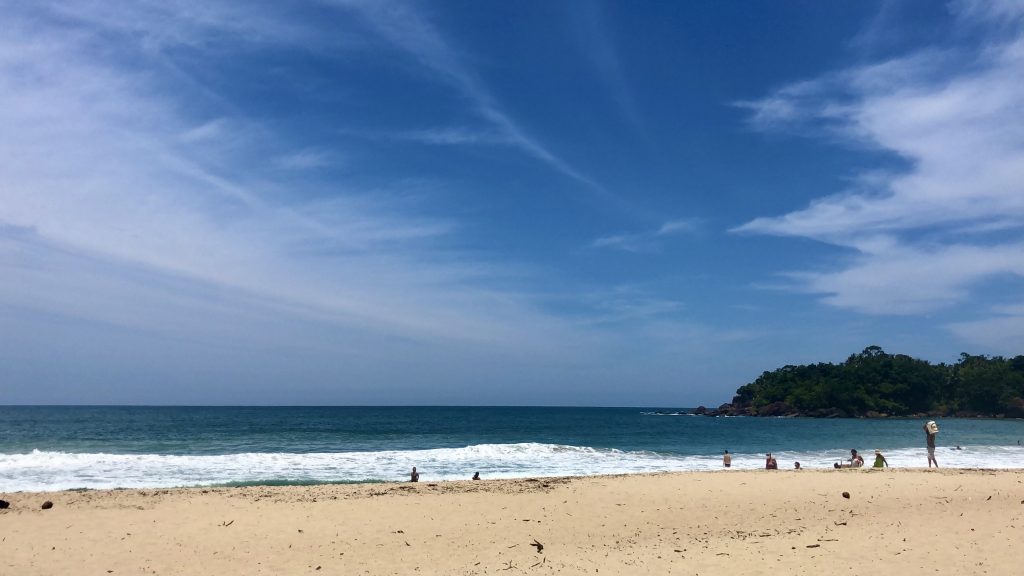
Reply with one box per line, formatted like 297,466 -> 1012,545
707,346 -> 1024,418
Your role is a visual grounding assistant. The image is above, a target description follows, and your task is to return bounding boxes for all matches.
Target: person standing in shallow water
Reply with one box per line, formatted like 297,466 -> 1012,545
410,466 -> 420,482
723,450 -> 732,468
924,422 -> 939,468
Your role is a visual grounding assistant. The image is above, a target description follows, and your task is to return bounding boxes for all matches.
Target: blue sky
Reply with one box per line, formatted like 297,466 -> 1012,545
2,0 -> 1023,406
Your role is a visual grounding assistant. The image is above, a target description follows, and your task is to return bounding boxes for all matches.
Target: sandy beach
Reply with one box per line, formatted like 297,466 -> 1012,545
3,469 -> 1023,575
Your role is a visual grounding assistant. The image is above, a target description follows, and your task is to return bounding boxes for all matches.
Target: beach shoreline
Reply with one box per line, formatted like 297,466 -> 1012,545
3,469 -> 1022,575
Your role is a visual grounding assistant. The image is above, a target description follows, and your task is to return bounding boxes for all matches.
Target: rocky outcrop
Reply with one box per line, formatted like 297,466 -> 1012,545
757,401 -> 795,417
699,400 -> 757,417
1004,398 -> 1024,418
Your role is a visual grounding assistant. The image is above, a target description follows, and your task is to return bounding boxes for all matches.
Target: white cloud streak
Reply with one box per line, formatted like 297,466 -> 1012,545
787,242 -> 1024,315
592,219 -> 700,253
0,1 -> 730,403
326,0 -> 613,195
356,126 -> 514,146
45,0 -> 327,50
946,302 -> 1024,357
273,149 -> 334,171
566,2 -> 642,129
734,0 -> 1024,323
0,4 -> 532,346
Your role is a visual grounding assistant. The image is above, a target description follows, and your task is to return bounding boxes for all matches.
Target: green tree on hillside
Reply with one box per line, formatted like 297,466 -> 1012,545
730,347 -> 1024,417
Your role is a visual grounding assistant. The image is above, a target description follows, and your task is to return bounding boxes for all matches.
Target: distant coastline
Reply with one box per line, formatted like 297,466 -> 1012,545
700,346 -> 1024,419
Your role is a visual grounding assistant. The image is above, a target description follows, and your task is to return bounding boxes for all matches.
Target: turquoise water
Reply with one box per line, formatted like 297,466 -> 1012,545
1,406 -> 1022,491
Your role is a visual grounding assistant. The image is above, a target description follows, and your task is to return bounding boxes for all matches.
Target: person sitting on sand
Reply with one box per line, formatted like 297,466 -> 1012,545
872,449 -> 888,468
765,453 -> 778,470
472,472 -> 480,480
723,450 -> 732,468
834,450 -> 864,469
410,466 -> 420,482
850,449 -> 864,468
794,461 -> 801,469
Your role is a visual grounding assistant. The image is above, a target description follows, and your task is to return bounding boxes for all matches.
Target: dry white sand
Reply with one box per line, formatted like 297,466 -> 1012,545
3,469 -> 1023,575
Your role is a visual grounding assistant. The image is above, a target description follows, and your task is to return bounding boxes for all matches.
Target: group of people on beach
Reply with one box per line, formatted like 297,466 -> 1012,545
409,421 -> 948,481
748,448 -> 888,470
723,420 -> 944,470
722,447 -> 889,470
408,467 -> 481,482
832,448 -> 889,469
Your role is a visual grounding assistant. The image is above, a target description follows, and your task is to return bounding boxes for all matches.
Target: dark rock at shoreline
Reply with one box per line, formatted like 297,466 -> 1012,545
41,500 -> 53,510
802,408 -> 844,418
1005,398 -> 1024,418
698,401 -> 758,417
0,499 -> 9,509
757,401 -> 795,417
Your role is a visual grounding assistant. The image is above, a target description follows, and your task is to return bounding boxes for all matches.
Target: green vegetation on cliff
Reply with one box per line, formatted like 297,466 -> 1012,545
728,346 -> 1024,418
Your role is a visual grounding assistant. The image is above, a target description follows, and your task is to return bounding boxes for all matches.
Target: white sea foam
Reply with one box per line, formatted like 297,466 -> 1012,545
1,443 -> 1021,492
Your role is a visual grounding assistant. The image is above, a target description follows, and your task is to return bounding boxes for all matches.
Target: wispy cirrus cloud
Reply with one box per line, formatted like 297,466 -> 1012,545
567,2 -> 643,129
784,242 -> 1024,315
0,1 -> 734,404
592,218 -> 701,253
734,0 -> 1024,327
400,127 -> 516,146
178,118 -> 236,144
656,219 -> 701,236
346,126 -> 514,146
946,302 -> 1024,356
326,0 -> 616,198
45,0 -> 338,50
0,4 -> 511,344
273,149 -> 334,171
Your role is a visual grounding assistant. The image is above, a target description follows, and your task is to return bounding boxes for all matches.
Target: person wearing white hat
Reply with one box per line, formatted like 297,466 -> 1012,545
872,449 -> 888,468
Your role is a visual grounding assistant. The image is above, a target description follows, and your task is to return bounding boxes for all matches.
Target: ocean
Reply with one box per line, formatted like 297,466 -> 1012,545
2,406 -> 1023,492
